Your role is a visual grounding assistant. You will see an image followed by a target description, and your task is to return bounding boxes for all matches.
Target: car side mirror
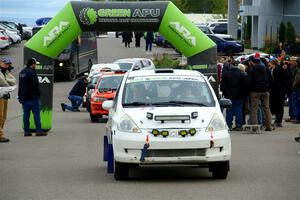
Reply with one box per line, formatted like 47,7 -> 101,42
102,100 -> 114,110
219,98 -> 232,108
87,84 -> 94,90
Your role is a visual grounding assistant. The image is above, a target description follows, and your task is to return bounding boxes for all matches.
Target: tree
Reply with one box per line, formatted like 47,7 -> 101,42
278,22 -> 285,43
285,21 -> 296,44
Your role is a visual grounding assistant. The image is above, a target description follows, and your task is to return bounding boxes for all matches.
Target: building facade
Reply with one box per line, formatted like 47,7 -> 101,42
237,0 -> 300,49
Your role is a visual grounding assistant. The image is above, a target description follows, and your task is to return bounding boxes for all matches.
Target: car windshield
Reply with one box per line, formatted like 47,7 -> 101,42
91,76 -> 100,85
98,76 -> 123,92
116,62 -> 133,70
198,26 -> 211,34
122,76 -> 215,107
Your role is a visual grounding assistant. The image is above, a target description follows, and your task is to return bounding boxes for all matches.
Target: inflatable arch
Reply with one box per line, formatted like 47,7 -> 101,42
23,1 -> 216,131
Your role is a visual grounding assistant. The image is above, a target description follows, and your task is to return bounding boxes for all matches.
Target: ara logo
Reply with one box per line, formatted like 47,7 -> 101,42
43,21 -> 70,47
169,22 -> 196,47
38,76 -> 51,84
79,8 -> 97,25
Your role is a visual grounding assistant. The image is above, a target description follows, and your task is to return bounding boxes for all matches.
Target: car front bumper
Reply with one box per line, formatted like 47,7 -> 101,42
112,129 -> 231,164
91,102 -> 108,115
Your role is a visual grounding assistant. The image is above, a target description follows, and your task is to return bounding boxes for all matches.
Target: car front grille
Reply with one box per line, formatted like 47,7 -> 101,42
145,149 -> 206,157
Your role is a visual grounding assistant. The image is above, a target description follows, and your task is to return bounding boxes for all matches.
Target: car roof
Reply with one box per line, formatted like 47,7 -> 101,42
114,58 -> 150,63
127,69 -> 204,78
91,63 -> 120,69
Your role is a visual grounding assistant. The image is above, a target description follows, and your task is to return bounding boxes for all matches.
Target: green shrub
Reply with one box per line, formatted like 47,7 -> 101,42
152,53 -> 180,68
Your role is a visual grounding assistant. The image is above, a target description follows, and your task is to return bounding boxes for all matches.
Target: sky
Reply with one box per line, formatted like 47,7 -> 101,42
0,0 -> 79,26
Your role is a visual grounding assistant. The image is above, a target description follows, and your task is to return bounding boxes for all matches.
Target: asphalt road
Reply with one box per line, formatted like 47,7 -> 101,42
0,36 -> 300,200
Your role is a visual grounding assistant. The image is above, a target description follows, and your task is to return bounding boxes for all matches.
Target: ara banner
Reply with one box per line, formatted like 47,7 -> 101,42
25,1 -> 216,64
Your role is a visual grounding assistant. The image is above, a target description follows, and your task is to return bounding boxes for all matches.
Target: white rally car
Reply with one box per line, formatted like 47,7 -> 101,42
102,69 -> 232,180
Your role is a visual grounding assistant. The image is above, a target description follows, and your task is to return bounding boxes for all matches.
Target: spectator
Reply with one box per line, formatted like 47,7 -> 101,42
247,53 -> 273,131
134,32 -> 143,48
19,58 -> 47,136
270,56 -> 293,127
274,42 -> 284,56
221,63 -> 247,131
61,76 -> 87,112
290,58 -> 300,124
0,58 -> 17,142
285,57 -> 298,122
122,32 -> 133,48
145,32 -> 154,53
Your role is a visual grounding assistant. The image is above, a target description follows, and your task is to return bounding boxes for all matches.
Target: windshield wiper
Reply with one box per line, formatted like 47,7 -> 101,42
123,102 -> 150,107
153,101 -> 208,107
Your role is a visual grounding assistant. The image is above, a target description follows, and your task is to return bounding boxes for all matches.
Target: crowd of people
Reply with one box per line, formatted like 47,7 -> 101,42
220,51 -> 300,132
121,31 -> 154,53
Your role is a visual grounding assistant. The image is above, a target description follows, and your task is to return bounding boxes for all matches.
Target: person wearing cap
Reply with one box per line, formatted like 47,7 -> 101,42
270,56 -> 293,127
18,58 -> 47,136
247,53 -> 273,131
61,75 -> 87,112
0,58 -> 17,143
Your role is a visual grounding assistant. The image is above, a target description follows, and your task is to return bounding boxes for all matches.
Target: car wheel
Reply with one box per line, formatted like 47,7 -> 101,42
90,112 -> 99,123
210,161 -> 229,179
68,65 -> 77,81
114,161 -> 130,180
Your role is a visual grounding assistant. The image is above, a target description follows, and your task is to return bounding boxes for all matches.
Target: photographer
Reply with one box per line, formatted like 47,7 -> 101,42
0,58 -> 17,143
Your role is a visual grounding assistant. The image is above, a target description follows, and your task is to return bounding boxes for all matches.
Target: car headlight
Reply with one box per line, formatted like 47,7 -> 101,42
117,114 -> 141,133
206,113 -> 227,132
93,97 -> 106,102
59,62 -> 64,67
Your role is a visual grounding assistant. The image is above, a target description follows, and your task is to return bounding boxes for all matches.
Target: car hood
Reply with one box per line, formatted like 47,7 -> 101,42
122,107 -> 218,129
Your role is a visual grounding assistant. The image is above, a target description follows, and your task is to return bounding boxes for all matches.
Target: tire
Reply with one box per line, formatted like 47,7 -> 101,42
86,99 -> 91,112
114,161 -> 130,180
210,161 -> 229,179
68,65 -> 77,81
90,112 -> 99,123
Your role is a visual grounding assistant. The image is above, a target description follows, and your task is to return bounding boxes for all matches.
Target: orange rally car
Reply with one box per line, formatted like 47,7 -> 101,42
89,71 -> 125,122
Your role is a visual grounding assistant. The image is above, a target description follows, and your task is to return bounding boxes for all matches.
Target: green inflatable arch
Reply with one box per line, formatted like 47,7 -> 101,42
23,1 -> 216,131
25,1 -> 216,64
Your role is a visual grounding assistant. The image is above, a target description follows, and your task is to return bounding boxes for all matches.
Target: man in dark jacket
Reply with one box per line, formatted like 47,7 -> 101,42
221,64 -> 247,131
122,32 -> 133,48
270,56 -> 293,127
61,76 -> 87,112
19,58 -> 47,136
247,53 -> 273,131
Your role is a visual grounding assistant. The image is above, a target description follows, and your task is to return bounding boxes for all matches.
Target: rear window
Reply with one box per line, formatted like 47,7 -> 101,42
116,62 -> 133,70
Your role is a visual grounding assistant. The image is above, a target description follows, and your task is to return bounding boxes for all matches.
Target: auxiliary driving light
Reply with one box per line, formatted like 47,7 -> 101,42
189,128 -> 196,136
151,129 -> 159,137
161,130 -> 169,138
179,130 -> 188,137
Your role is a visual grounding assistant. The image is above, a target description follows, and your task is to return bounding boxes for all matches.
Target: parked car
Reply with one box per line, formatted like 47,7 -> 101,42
89,71 -> 125,122
235,53 -> 270,63
102,69 -> 232,180
0,29 -> 10,50
113,58 -> 155,71
207,34 -> 244,55
197,25 -> 233,41
208,22 -> 241,38
0,24 -> 21,44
